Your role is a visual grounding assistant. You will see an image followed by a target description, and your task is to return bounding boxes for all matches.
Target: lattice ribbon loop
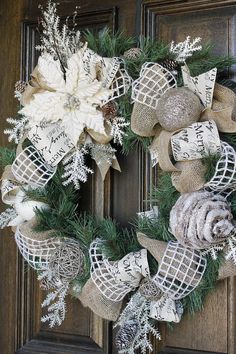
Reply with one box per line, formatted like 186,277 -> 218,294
132,62 -> 177,109
89,239 -> 150,302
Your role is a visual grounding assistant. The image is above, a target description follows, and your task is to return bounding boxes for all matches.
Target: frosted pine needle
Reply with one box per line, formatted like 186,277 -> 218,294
39,267 -> 69,328
109,117 -> 129,145
115,292 -> 161,354
90,143 -> 116,166
0,208 -> 18,229
62,147 -> 93,189
4,116 -> 28,144
225,235 -> 236,265
201,243 -> 225,260
37,1 -> 81,69
170,36 -> 202,62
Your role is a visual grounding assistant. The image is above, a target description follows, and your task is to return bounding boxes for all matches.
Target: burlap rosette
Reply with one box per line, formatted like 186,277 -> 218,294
78,277 -> 123,321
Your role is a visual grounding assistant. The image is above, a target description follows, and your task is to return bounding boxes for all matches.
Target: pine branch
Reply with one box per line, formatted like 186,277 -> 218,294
0,146 -> 16,167
84,28 -> 134,57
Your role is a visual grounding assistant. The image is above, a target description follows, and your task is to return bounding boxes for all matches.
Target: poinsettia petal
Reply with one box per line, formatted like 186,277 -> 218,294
65,49 -> 85,95
38,54 -> 65,91
19,91 -> 65,124
61,111 -> 85,145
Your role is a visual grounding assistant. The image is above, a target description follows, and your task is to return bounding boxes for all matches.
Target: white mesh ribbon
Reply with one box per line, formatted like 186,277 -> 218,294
89,239 -> 150,302
153,241 -> 207,300
15,225 -> 61,270
103,58 -> 132,103
11,145 -> 56,187
205,141 -> 236,193
149,295 -> 183,323
131,62 -> 177,109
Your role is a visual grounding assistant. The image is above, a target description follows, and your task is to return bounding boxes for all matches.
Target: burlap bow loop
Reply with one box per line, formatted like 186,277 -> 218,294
89,239 -> 150,302
200,83 -> 236,132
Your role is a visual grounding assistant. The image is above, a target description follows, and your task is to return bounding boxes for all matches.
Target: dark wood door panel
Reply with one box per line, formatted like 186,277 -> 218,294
138,1 -> 236,353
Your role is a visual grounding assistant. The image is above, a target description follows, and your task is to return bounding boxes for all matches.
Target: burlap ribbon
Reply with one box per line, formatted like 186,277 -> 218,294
78,277 -> 123,321
200,83 -> 236,132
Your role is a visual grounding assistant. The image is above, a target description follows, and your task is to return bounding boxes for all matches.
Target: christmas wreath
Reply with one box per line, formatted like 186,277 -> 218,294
2,1 -> 236,353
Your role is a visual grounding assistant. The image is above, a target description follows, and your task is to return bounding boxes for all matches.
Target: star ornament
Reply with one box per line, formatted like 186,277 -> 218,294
19,46 -> 112,145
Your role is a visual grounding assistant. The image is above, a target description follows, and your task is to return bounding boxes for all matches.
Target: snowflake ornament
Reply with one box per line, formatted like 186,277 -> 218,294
4,116 -> 28,144
109,117 -> 129,145
170,36 -> 202,63
62,146 -> 93,189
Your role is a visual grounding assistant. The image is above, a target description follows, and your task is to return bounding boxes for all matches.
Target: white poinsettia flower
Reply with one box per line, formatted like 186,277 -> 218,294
19,46 -> 111,144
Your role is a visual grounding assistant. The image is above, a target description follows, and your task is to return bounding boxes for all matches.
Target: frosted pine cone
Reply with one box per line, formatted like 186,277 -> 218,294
169,191 -> 235,249
115,320 -> 139,350
123,48 -> 143,60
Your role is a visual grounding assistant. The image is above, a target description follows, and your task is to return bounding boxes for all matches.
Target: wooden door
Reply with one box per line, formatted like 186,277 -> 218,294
0,1 -> 136,353
1,1 -> 236,354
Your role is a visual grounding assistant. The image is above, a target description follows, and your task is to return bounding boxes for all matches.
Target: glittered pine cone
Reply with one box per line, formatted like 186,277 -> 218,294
169,191 -> 235,249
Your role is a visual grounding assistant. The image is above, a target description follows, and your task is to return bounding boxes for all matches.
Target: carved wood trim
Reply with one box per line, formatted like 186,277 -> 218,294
16,338 -> 104,354
141,0 -> 236,37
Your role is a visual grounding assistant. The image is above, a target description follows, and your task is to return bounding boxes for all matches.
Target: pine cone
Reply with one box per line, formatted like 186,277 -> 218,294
139,278 -> 163,301
115,320 -> 139,350
123,48 -> 143,60
159,59 -> 179,76
169,191 -> 235,249
15,80 -> 27,94
101,101 -> 118,120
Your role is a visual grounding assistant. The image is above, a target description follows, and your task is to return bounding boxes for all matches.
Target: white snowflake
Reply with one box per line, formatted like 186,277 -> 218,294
115,292 -> 161,354
90,143 -> 116,166
4,116 -> 28,144
0,208 -> 18,229
109,117 -> 129,145
170,36 -> 202,63
62,147 -> 93,189
201,243 -> 225,260
19,47 -> 111,145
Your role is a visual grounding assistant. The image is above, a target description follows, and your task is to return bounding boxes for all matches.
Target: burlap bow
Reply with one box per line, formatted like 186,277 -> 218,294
132,82 -> 236,193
